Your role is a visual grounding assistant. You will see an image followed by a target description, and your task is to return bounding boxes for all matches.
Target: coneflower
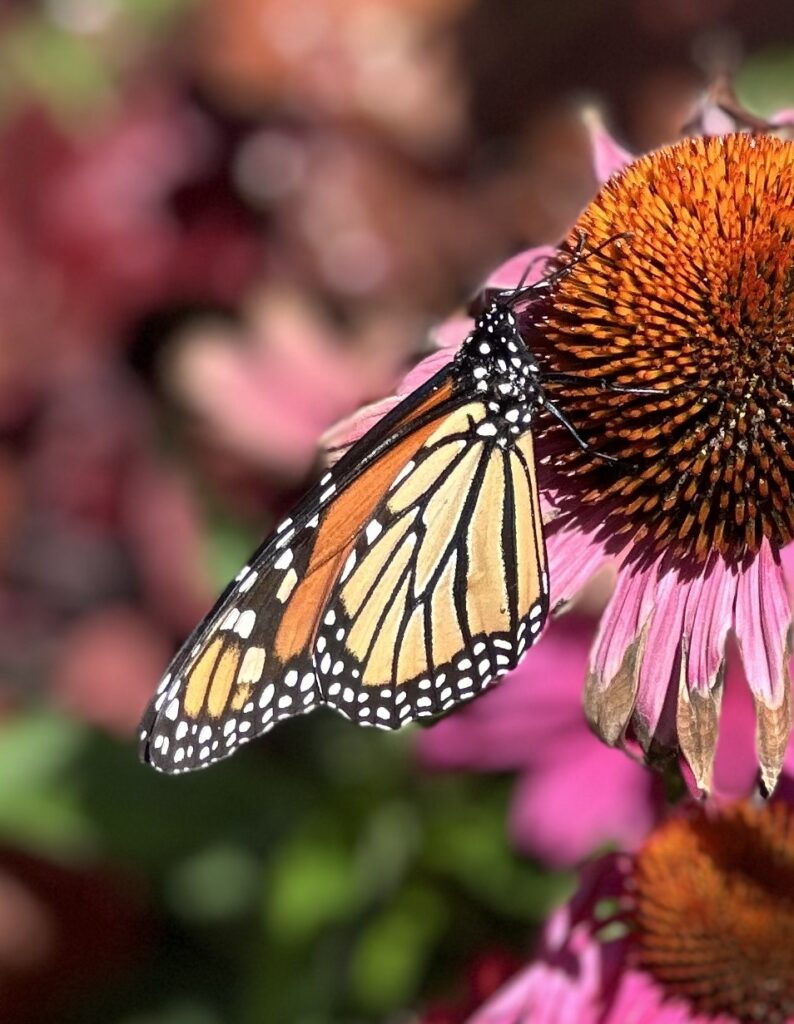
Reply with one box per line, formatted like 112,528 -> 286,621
330,100 -> 794,794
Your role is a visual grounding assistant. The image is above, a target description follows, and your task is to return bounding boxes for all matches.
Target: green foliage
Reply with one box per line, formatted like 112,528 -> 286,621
0,712 -> 94,857
737,47 -> 794,116
5,705 -> 566,1024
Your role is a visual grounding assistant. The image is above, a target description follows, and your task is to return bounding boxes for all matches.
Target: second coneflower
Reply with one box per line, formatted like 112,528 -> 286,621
466,799 -> 794,1024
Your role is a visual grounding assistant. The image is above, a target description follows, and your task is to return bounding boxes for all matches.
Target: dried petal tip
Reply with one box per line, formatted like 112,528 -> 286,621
584,626 -> 646,746
633,802 -> 794,1023
755,686 -> 793,796
533,133 -> 794,562
676,657 -> 724,795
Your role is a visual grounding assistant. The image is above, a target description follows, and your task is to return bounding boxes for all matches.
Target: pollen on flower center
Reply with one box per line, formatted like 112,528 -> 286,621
631,803 -> 794,1023
531,133 -> 794,560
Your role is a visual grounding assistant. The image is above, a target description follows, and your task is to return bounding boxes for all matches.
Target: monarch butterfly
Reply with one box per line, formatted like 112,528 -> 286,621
139,240 -> 630,773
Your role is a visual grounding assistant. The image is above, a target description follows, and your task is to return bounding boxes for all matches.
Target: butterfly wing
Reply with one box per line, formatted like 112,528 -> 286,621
313,409 -> 548,726
139,354 -> 550,773
139,371 -> 462,772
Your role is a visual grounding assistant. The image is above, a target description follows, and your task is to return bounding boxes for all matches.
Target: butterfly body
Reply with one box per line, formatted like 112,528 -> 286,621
139,296 -> 550,773
454,302 -> 545,442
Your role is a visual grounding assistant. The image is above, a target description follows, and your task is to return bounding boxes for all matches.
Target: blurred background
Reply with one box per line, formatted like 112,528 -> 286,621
1,1 -> 794,1021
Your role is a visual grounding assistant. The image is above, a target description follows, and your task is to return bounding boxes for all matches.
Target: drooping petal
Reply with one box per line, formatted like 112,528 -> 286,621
734,538 -> 793,793
675,557 -> 737,792
675,661 -> 724,798
430,314 -> 473,350
683,555 -> 737,694
582,108 -> 633,184
321,395 -> 401,461
585,559 -> 658,745
397,347 -> 456,392
321,348 -> 456,459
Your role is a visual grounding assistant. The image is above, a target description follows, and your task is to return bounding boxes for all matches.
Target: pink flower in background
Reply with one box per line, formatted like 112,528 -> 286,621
0,89 -> 261,432
333,96 -> 794,795
54,607 -> 174,736
466,798 -> 794,1024
420,614 -> 664,868
194,0 -> 472,156
168,285 -> 408,483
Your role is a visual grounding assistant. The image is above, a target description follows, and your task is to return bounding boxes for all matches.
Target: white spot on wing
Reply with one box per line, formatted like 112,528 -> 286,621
274,549 -> 293,570
235,610 -> 257,639
239,570 -> 258,593
221,608 -> 241,630
341,551 -> 357,582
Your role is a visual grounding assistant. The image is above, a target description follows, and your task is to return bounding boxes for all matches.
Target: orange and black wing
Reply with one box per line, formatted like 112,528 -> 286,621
138,369 -> 465,772
139,297 -> 551,774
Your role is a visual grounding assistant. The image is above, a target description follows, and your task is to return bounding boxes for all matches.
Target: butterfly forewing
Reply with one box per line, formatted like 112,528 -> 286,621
139,373 -> 465,772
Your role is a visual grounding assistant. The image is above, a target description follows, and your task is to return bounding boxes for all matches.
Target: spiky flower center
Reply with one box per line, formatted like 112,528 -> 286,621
632,803 -> 794,1022
532,133 -> 794,560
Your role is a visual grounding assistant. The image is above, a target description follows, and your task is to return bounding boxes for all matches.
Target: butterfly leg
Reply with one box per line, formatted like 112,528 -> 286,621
542,396 -> 623,465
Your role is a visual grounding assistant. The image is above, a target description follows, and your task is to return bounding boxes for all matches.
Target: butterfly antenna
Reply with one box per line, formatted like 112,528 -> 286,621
541,373 -> 728,401
506,230 -> 634,308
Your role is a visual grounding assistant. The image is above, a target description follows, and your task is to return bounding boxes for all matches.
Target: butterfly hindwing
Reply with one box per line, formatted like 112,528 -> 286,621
314,418 -> 549,728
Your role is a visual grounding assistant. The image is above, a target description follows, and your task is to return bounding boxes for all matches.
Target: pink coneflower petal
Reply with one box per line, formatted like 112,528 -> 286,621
467,943 -> 603,1024
399,347 -> 456,391
322,395 -> 401,460
483,246 -> 556,292
605,969 -> 739,1024
322,347 -> 455,460
468,856 -> 627,1024
633,564 -> 690,751
675,558 -> 738,791
682,555 -> 735,695
582,108 -> 632,183
170,288 -> 401,480
734,538 -> 793,793
584,559 -> 657,745
430,315 -> 474,350
544,523 -> 612,611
